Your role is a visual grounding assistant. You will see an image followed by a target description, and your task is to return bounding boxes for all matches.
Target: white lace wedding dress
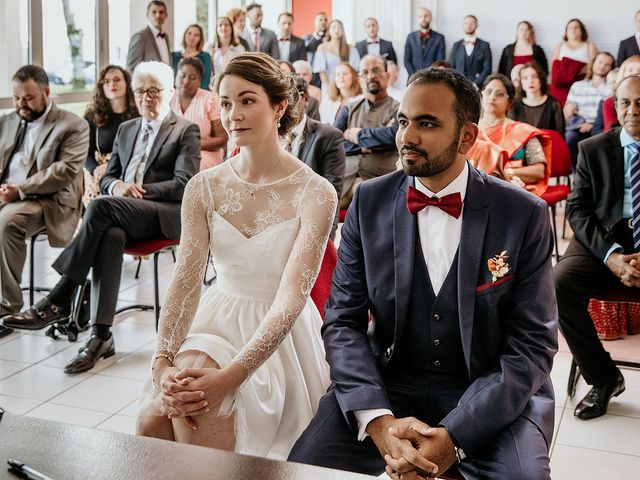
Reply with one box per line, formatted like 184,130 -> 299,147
146,160 -> 337,459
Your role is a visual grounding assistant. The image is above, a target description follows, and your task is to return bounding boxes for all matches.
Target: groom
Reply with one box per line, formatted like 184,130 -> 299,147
288,68 -> 558,479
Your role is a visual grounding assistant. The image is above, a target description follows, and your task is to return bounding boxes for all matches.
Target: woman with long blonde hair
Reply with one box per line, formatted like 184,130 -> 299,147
312,19 -> 359,91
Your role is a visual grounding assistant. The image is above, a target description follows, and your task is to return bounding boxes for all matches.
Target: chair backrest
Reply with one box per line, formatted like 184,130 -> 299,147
543,129 -> 572,178
310,239 -> 338,319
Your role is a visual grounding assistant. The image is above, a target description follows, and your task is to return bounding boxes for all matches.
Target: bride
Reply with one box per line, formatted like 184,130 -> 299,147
136,52 -> 337,459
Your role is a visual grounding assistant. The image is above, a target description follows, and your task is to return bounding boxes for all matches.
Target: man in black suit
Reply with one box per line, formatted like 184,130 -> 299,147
617,10 -> 640,66
2,62 -> 200,374
277,12 -> 307,64
240,3 -> 279,59
287,75 -> 344,238
449,15 -> 492,89
126,1 -> 171,72
554,74 -> 640,420
303,12 -> 328,88
355,18 -> 397,65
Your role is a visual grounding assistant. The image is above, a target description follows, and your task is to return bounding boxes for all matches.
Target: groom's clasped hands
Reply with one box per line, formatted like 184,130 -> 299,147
367,415 -> 457,479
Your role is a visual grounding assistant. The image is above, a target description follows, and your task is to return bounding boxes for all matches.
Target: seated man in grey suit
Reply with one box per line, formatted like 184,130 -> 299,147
2,62 -> 200,372
0,65 -> 88,338
286,75 -> 344,238
126,0 -> 171,72
241,3 -> 279,59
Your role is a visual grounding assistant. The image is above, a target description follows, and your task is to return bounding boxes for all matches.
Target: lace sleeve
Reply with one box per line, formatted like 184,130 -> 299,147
154,173 -> 211,360
233,175 -> 338,374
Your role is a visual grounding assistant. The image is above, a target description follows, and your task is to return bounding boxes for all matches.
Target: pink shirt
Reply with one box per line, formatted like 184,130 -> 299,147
170,88 -> 223,170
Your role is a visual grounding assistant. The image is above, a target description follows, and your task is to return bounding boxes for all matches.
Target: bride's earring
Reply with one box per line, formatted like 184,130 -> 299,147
277,118 -> 281,128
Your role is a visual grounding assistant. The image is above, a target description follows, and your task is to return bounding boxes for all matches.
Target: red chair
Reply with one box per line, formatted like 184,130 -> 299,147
339,208 -> 348,223
540,130 -> 572,258
309,239 -> 338,319
115,238 -> 180,330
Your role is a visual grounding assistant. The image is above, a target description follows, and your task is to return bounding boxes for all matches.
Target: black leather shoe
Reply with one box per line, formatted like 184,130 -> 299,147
64,334 -> 115,374
0,324 -> 13,338
0,298 -> 71,330
574,370 -> 626,420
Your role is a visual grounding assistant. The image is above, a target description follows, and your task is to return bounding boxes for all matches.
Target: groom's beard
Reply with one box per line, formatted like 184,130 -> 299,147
400,134 -> 460,178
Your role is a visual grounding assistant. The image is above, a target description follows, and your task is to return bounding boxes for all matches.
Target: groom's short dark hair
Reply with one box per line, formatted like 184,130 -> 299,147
407,68 -> 481,132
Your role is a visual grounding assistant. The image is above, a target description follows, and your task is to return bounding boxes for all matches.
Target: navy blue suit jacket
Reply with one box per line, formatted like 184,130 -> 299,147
449,38 -> 492,88
322,165 -> 558,457
355,38 -> 397,64
618,36 -> 640,66
404,30 -> 445,76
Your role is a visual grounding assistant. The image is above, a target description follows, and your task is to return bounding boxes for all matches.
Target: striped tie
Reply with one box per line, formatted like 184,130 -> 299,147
125,124 -> 152,184
630,141 -> 640,251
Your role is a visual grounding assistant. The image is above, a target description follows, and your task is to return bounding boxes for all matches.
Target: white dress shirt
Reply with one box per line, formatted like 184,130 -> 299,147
148,23 -> 171,65
108,109 -> 170,194
5,100 -> 53,185
366,38 -> 381,57
278,35 -> 291,61
463,35 -> 477,56
354,163 -> 469,440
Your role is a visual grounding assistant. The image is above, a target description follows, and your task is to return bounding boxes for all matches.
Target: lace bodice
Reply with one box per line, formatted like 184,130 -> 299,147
154,160 -> 337,374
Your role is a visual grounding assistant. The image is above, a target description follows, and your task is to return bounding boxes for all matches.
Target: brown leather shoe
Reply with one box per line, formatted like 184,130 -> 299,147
574,370 -> 625,420
0,298 -> 71,330
64,334 -> 115,374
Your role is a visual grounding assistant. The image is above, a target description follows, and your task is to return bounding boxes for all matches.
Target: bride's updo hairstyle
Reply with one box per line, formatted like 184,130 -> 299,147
214,51 -> 300,137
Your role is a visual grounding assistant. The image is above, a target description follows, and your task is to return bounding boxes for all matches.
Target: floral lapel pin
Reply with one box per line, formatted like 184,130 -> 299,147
487,250 -> 510,283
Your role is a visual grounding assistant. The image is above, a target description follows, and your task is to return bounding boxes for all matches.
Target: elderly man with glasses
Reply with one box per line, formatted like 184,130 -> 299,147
2,61 -> 200,374
333,55 -> 400,209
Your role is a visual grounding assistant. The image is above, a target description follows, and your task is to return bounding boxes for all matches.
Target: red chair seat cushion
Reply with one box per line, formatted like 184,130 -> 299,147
540,185 -> 570,206
124,238 -> 180,256
588,285 -> 640,340
339,208 -> 348,223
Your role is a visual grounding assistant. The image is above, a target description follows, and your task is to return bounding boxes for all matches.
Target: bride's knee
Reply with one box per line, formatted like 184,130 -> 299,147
136,413 -> 171,439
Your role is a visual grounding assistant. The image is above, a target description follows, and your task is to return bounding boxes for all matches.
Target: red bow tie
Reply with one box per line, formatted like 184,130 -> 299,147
279,37 -> 290,41
368,40 -> 379,44
418,31 -> 430,40
406,186 -> 462,218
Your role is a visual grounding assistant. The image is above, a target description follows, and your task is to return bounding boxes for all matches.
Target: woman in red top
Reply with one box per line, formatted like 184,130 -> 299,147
498,21 -> 548,77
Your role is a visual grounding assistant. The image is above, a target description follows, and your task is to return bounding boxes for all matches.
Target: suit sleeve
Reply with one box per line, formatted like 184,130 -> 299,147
388,43 -> 398,64
269,34 -> 280,59
448,43 -> 459,69
498,46 -> 510,76
477,43 -> 492,88
439,199 -> 558,457
19,117 -> 89,196
142,122 -> 201,201
436,34 -> 445,61
618,41 -> 625,67
126,32 -> 144,73
566,142 -> 618,260
319,127 -> 345,200
322,185 -> 392,426
404,35 -> 416,76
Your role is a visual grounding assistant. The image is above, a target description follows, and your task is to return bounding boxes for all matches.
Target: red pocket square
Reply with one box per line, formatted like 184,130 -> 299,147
476,274 -> 514,293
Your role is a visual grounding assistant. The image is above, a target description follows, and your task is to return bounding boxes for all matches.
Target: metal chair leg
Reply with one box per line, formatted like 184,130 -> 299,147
567,358 -> 580,398
549,205 -> 560,259
134,258 -> 142,279
29,234 -> 37,306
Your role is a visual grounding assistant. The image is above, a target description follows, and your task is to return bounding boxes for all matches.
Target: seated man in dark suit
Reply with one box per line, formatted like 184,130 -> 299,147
355,18 -> 397,64
0,65 -> 89,338
618,10 -> 640,66
449,15 -> 492,89
289,67 -> 557,480
554,74 -> 640,420
286,75 -> 344,238
276,12 -> 307,63
404,7 -> 445,76
2,62 -> 200,373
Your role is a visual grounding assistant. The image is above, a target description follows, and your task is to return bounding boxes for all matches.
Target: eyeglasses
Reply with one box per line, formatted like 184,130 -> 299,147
359,68 -> 384,78
482,89 -> 507,99
133,87 -> 164,98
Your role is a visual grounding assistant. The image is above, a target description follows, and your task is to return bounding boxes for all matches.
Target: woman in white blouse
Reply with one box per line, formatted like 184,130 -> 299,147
208,16 -> 245,87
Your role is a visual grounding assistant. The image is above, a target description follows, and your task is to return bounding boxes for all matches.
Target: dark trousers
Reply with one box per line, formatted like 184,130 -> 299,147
554,237 -> 623,386
51,196 -> 167,327
288,387 -> 550,480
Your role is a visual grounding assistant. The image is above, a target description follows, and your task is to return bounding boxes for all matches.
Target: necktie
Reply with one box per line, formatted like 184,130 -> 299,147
253,30 -> 260,51
125,124 -> 153,184
406,186 -> 462,218
629,141 -> 640,250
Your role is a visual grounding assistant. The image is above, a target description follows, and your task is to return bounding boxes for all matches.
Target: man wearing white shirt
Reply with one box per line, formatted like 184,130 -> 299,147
126,0 -> 171,73
240,3 -> 279,59
355,18 -> 397,65
449,15 -> 492,89
276,12 -> 307,63
617,10 -> 640,66
0,65 -> 88,337
290,68 -> 557,480
2,62 -> 200,373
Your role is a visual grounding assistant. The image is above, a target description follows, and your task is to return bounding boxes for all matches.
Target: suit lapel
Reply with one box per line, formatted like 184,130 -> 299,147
610,130 -> 624,201
0,114 -> 22,173
145,27 -> 162,60
144,112 -> 175,176
457,165 -> 490,367
300,117 -> 316,165
28,105 -> 59,174
122,118 -> 142,176
393,175 -> 416,343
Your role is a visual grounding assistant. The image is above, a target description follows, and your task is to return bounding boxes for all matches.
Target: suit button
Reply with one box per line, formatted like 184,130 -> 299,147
433,339 -> 440,347
434,360 -> 441,367
433,313 -> 440,321
385,347 -> 392,357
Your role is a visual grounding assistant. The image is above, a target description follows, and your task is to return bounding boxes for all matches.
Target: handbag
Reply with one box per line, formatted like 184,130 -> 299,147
82,127 -> 111,208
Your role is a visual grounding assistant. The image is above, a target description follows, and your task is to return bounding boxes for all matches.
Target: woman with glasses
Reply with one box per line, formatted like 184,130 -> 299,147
83,65 -> 139,206
468,73 -> 551,196
170,57 -> 227,170
172,24 -> 213,90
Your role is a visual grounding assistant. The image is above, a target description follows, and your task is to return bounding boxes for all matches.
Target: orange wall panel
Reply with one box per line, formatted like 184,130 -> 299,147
292,0 -> 331,37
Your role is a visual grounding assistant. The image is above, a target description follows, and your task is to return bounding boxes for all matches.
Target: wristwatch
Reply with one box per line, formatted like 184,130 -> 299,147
454,444 -> 467,463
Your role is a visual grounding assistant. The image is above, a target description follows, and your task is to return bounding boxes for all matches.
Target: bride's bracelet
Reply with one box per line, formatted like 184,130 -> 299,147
151,353 -> 174,389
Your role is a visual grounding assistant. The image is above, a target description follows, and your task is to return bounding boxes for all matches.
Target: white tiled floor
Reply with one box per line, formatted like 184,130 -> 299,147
0,208 -> 638,479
